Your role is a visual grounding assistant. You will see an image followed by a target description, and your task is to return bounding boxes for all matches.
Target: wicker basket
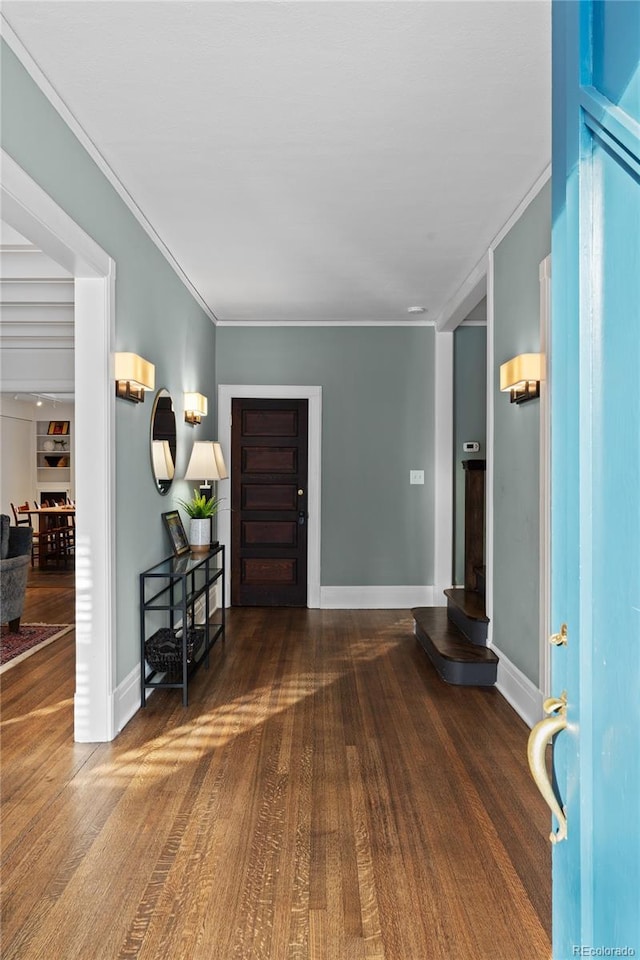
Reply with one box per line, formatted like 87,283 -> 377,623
145,626 -> 205,677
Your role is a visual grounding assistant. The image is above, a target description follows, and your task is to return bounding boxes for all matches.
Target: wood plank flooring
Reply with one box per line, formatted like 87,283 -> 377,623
1,573 -> 551,960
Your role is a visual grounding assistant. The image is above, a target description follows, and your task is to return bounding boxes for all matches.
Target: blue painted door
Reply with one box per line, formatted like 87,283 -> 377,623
551,1 -> 640,956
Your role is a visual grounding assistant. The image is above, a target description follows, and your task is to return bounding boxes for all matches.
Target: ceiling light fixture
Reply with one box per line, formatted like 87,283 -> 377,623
407,306 -> 426,314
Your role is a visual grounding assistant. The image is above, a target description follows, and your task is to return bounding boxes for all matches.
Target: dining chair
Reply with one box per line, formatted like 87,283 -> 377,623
10,503 -> 40,565
32,501 -> 63,566
10,503 -> 30,527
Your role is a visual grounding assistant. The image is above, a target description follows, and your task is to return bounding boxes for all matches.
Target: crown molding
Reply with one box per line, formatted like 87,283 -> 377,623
215,318 -> 436,327
489,163 -> 552,252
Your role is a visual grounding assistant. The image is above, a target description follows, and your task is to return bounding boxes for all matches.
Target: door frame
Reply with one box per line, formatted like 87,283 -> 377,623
1,150 -> 117,743
218,384 -> 322,608
539,255 -> 552,700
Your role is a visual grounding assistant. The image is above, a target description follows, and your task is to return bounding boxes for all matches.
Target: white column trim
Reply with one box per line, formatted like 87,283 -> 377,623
217,385 -> 322,608
75,276 -> 116,742
1,150 -> 117,742
485,248 -> 496,644
433,332 -> 454,603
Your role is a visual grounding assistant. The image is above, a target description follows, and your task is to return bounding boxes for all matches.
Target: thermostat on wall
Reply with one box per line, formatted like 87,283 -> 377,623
463,441 -> 480,453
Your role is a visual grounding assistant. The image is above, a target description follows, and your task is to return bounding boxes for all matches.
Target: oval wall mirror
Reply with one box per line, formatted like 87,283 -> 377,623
150,388 -> 176,495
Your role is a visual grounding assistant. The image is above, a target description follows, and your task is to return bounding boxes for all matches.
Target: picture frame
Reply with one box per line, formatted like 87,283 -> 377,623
48,420 -> 70,435
162,510 -> 190,556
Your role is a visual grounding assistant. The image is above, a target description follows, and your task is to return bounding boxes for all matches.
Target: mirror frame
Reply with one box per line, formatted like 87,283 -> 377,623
150,388 -> 177,495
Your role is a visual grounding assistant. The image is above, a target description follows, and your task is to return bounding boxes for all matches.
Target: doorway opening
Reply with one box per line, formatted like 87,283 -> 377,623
1,150 -> 116,742
218,385 -> 322,609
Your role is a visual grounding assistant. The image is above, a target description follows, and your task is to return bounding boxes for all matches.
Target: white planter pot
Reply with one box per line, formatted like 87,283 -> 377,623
189,517 -> 210,552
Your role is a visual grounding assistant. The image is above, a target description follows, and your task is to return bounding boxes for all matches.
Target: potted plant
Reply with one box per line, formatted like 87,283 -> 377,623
175,489 -> 222,552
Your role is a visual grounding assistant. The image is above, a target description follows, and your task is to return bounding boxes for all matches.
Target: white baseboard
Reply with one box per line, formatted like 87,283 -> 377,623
114,662 -> 146,733
320,585 -> 434,609
491,642 -> 543,729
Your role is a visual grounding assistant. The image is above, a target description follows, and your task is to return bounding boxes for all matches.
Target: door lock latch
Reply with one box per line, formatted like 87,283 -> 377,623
550,624 -> 568,646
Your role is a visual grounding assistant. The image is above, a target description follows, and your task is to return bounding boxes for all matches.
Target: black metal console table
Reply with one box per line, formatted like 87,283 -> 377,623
140,545 -> 225,707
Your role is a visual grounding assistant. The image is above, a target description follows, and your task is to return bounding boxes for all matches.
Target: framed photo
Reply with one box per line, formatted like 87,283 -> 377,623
48,420 -> 70,435
162,510 -> 190,556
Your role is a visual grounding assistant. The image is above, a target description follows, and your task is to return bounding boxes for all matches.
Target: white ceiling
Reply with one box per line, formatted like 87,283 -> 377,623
1,1 -> 550,326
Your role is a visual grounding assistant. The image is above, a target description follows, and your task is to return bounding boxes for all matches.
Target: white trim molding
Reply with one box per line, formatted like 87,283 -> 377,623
215,319 -> 435,327
485,248 -> 496,644
321,585 -> 433,610
539,255 -> 552,700
433,332 -> 454,603
434,256 -> 487,333
490,164 -> 551,252
115,663 -> 143,733
217,384 -> 322,608
491,642 -> 544,729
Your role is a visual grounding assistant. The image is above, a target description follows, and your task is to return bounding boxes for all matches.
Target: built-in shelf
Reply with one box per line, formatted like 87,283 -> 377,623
35,419 -> 72,499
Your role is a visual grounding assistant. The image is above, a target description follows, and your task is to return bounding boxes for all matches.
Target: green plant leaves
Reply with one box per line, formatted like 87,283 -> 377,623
175,488 -> 222,518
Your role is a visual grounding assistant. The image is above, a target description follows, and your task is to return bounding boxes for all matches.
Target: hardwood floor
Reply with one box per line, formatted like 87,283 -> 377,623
1,584 -> 551,959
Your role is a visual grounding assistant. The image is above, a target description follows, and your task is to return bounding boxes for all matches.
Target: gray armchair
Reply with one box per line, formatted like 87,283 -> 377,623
1,515 -> 33,633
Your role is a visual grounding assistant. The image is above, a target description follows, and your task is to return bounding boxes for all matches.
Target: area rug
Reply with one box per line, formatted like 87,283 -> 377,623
0,623 -> 73,673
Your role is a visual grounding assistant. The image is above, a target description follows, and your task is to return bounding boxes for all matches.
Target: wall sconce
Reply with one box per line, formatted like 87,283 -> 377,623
184,392 -> 208,425
500,353 -> 544,404
114,352 -> 155,403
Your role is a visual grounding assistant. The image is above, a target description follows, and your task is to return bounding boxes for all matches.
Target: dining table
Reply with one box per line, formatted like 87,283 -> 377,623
19,505 -> 75,567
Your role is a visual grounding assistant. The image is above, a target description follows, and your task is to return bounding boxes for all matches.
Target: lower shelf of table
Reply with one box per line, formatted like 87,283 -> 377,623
142,622 -> 224,695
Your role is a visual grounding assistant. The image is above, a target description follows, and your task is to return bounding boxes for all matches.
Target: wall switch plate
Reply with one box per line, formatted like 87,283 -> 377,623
463,442 -> 480,453
410,470 -> 425,485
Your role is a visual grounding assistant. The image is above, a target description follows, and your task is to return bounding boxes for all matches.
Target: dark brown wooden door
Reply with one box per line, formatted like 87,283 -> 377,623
231,398 -> 308,606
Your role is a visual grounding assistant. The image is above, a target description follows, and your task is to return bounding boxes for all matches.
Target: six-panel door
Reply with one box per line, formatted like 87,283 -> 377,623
231,398 -> 309,606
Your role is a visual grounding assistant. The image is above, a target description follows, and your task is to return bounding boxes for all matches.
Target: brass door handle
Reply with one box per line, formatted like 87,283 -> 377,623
527,692 -> 568,844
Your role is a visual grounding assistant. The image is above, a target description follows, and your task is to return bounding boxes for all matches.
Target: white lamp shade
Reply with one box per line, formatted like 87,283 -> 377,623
114,352 -> 155,390
152,440 -> 175,480
184,441 -> 223,481
212,442 -> 228,480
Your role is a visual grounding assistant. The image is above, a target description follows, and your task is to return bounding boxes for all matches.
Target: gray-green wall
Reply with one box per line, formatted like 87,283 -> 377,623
217,326 -> 435,586
453,326 -> 487,585
492,181 -> 551,684
1,40 -> 217,684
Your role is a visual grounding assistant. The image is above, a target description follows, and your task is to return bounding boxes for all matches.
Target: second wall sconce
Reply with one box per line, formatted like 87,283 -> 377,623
500,353 -> 544,404
115,352 -> 155,403
184,392 -> 208,425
